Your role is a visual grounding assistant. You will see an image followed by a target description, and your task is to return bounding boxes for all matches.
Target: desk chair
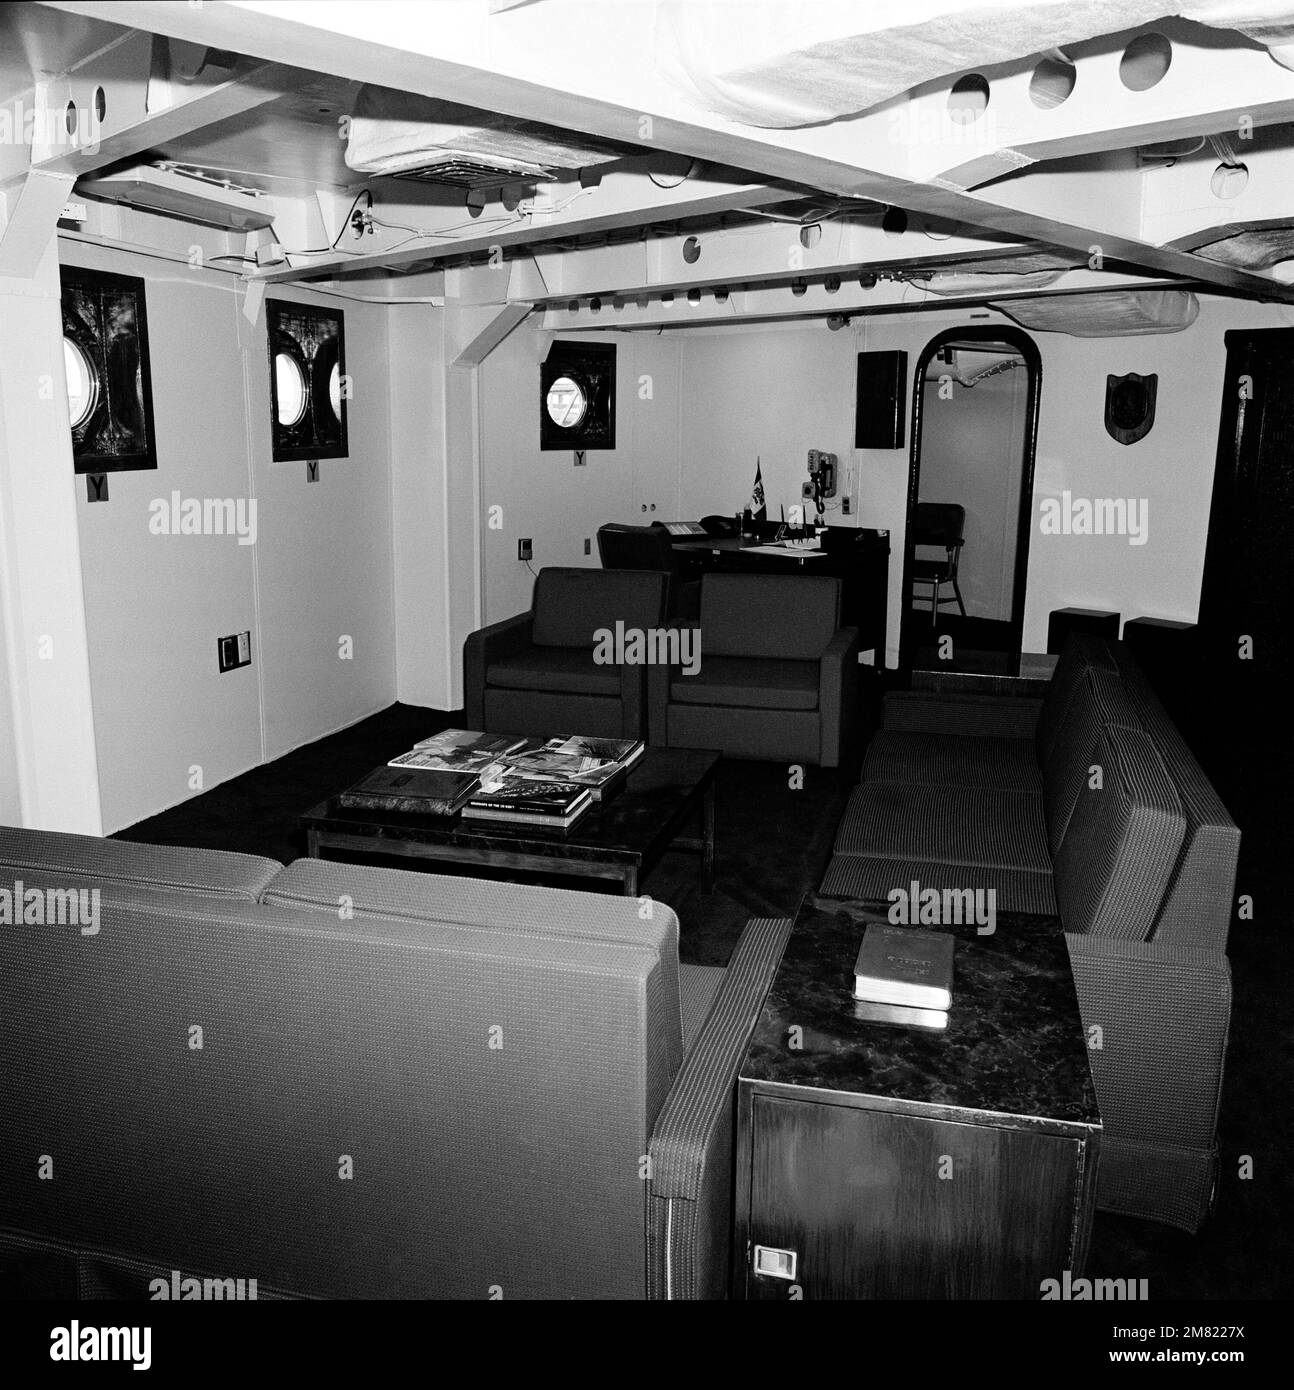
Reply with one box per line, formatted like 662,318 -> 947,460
597,523 -> 700,621
911,502 -> 967,626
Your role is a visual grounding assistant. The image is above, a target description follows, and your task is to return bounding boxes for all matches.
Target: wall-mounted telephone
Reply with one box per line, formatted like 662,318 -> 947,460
807,450 -> 838,513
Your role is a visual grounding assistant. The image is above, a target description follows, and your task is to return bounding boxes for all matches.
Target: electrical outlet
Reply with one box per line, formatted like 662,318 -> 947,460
583,538 -> 591,555
842,496 -> 851,515
217,631 -> 252,673
518,538 -> 533,561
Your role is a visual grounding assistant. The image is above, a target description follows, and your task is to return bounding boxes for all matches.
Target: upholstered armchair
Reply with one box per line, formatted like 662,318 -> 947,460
464,567 -> 668,740
648,572 -> 860,767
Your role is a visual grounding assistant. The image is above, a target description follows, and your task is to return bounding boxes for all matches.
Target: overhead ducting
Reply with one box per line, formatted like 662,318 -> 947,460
343,85 -> 626,187
992,288 -> 1200,336
911,268 -> 1067,296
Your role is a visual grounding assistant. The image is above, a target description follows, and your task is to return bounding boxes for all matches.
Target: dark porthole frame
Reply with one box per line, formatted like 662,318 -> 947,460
60,264 -> 158,474
267,300 -> 348,461
540,341 -> 616,450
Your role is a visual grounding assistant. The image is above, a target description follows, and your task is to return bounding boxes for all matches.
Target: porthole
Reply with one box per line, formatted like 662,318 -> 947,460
274,351 -> 307,427
328,361 -> 342,419
682,236 -> 701,264
545,375 -> 587,429
947,74 -> 990,124
540,340 -> 615,450
63,337 -> 98,429
93,86 -> 106,122
1120,32 -> 1172,91
1029,57 -> 1076,109
1210,162 -> 1248,200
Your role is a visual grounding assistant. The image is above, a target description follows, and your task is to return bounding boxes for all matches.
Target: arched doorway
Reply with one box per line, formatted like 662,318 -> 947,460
900,325 -> 1041,676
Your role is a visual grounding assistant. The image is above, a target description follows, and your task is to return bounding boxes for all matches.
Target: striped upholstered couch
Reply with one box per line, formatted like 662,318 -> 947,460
818,635 -> 1238,1233
0,828 -> 790,1299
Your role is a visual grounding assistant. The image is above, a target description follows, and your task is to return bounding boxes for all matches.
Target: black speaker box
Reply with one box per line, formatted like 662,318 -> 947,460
855,350 -> 908,450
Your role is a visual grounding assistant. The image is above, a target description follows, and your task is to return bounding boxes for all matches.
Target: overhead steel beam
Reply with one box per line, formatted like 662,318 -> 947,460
253,173 -> 803,283
537,268 -> 1188,333
39,0 -> 1294,302
2,24 -> 293,191
0,169 -> 75,278
527,219 -> 1047,302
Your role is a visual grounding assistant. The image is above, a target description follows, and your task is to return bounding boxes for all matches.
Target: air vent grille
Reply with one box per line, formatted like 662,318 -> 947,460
391,158 -> 555,189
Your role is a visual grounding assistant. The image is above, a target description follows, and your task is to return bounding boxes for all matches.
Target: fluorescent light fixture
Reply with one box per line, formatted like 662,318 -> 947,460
77,165 -> 274,232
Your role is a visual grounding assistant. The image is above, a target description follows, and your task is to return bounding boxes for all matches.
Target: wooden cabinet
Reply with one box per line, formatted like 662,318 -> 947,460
734,906 -> 1100,1300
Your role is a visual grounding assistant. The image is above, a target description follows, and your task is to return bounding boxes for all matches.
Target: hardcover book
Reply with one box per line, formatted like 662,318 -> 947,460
549,735 -> 645,768
853,999 -> 950,1031
853,924 -> 955,1011
410,729 -> 527,756
337,766 -> 479,816
462,777 -> 593,828
393,730 -> 527,772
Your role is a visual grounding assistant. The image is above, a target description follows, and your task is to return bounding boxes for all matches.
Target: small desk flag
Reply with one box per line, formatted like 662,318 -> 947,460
749,457 -> 767,520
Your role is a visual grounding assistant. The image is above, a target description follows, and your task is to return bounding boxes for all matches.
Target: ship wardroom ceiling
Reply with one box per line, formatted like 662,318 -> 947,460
7,0 -> 1294,331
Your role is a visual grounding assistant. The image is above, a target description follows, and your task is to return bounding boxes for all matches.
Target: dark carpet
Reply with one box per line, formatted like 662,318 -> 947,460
115,699 -> 1289,1302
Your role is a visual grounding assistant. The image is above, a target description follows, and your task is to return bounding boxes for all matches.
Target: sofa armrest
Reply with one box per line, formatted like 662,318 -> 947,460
882,690 -> 1043,739
646,915 -> 793,1299
1065,931 -> 1231,1232
819,625 -> 860,769
462,611 -> 532,728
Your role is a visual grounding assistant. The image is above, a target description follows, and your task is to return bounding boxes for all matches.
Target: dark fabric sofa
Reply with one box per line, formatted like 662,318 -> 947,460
0,827 -> 790,1299
818,635 -> 1238,1233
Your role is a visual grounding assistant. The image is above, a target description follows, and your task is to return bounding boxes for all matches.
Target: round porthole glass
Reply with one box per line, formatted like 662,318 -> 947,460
63,337 -> 98,429
275,351 -> 307,427
328,361 -> 342,419
545,374 -> 587,428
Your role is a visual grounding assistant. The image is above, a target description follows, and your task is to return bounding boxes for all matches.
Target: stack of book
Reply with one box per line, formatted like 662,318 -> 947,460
335,730 -> 646,832
462,735 -> 644,830
336,730 -> 528,815
852,923 -> 955,1030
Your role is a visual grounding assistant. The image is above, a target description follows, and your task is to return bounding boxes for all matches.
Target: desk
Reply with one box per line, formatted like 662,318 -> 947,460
669,530 -> 890,658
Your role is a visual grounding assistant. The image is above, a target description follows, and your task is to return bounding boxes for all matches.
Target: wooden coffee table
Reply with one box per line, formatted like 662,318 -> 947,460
300,745 -> 719,897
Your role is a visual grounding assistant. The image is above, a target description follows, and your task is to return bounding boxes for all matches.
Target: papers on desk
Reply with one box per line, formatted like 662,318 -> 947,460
740,543 -> 830,558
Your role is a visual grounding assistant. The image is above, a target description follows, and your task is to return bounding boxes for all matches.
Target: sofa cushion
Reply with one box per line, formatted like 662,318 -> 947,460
486,645 -> 621,696
1054,725 -> 1185,940
530,568 -> 667,649
1107,643 -> 1240,950
863,730 -> 1043,792
699,572 -> 840,660
1036,632 -> 1120,772
818,853 -> 1057,915
0,824 -> 281,901
261,859 -> 683,1075
882,690 -> 1042,739
1042,666 -> 1141,854
832,783 -> 1051,871
670,656 -> 819,711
